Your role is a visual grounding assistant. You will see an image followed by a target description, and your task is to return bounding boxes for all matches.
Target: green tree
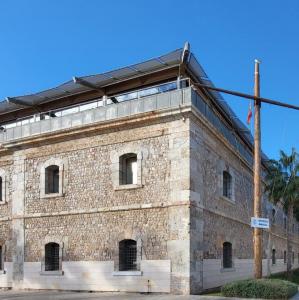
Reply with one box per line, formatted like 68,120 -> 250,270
265,148 -> 299,276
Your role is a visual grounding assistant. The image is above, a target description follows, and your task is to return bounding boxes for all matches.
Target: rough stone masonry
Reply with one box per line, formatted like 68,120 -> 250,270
0,47 -> 297,295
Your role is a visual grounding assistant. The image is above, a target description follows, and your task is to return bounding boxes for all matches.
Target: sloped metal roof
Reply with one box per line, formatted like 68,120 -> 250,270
1,45 -> 266,160
0,48 -> 184,115
187,52 -> 268,161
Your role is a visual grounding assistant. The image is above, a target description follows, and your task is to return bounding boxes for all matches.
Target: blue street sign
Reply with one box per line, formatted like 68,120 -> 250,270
251,217 -> 270,229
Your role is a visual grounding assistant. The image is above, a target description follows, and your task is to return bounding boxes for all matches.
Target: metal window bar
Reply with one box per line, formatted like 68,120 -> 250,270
0,246 -> 2,270
45,243 -> 60,271
119,240 -> 137,271
223,242 -> 232,268
45,166 -> 59,194
223,171 -> 232,199
0,177 -> 2,202
272,249 -> 276,265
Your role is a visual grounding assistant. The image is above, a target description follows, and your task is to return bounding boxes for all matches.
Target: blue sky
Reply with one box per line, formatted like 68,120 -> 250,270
0,0 -> 298,159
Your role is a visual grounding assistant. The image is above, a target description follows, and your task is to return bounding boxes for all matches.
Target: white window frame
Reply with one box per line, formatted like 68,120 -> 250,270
110,148 -> 145,191
218,162 -> 235,203
40,238 -> 64,276
40,158 -> 66,199
221,241 -> 235,272
113,236 -> 142,276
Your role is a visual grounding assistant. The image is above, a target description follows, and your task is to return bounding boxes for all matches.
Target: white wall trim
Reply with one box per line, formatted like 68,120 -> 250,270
39,158 -> 67,198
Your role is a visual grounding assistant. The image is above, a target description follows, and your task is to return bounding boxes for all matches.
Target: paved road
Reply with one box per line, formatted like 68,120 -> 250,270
0,291 -> 230,300
1,290 -> 295,299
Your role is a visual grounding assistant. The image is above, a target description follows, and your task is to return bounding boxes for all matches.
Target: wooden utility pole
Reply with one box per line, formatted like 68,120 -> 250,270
253,59 -> 262,279
194,59 -> 299,280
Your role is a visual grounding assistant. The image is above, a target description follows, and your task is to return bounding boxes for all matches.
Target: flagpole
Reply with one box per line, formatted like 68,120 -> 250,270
253,59 -> 262,279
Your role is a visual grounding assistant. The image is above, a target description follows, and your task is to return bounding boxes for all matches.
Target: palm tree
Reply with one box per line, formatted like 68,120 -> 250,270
265,148 -> 299,276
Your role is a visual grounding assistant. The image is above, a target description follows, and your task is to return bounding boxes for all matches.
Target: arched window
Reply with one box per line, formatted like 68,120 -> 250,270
0,177 -> 2,202
272,249 -> 276,265
223,242 -> 232,269
45,242 -> 60,271
223,171 -> 232,199
45,165 -> 59,194
119,239 -> 137,271
119,154 -> 137,185
284,250 -> 287,264
292,251 -> 295,264
0,245 -> 3,271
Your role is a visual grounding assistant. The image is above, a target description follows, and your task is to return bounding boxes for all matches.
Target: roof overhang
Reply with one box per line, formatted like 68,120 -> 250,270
0,44 -> 268,163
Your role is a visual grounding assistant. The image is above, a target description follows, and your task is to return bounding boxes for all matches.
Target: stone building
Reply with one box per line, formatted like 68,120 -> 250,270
0,44 -> 297,294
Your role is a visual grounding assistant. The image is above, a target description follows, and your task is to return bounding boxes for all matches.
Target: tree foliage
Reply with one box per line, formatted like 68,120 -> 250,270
265,148 -> 299,216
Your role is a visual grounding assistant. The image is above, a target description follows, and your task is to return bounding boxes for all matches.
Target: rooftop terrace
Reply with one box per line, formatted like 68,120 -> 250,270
0,43 -> 263,165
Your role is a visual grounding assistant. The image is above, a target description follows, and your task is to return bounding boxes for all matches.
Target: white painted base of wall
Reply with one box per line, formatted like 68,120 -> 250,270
2,259 -> 297,293
0,262 -> 12,288
203,259 -> 299,290
21,260 -> 170,293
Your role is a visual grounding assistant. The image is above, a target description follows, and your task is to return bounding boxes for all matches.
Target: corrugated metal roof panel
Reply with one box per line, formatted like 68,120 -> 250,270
0,45 -> 266,161
0,48 -> 183,115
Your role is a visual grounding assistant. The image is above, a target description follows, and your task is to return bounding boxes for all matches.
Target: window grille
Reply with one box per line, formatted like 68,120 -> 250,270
119,239 -> 137,271
45,165 -> 59,194
223,171 -> 232,199
292,252 -> 295,264
119,154 -> 137,185
272,249 -> 276,265
284,250 -> 287,264
223,242 -> 232,269
0,177 -> 2,202
45,243 -> 60,271
0,246 -> 2,270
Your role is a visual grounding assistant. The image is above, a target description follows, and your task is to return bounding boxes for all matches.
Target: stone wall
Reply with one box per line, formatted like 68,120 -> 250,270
0,115 -> 191,294
189,113 -> 299,291
0,99 -> 296,294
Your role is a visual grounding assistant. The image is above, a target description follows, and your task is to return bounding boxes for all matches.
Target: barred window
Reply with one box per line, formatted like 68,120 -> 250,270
45,165 -> 59,194
223,242 -> 232,269
284,250 -> 287,264
223,171 -> 232,199
0,245 -> 3,270
119,239 -> 137,271
119,154 -> 137,185
272,249 -> 276,265
0,177 -> 2,202
292,251 -> 295,264
45,242 -> 60,271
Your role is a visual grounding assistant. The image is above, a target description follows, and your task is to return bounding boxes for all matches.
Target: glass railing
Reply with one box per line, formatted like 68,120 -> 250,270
1,79 -> 189,130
